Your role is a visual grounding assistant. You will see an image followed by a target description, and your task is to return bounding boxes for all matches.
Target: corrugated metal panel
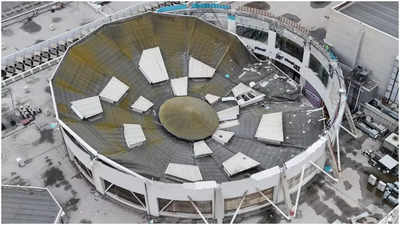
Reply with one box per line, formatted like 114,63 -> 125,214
70,96 -> 103,120
138,46 -> 169,84
165,163 -> 203,182
170,76 -> 188,96
99,76 -> 129,104
255,112 -> 284,144
1,186 -> 61,224
218,120 -> 240,129
222,152 -> 260,176
130,96 -> 154,113
188,56 -> 216,78
123,124 -> 146,149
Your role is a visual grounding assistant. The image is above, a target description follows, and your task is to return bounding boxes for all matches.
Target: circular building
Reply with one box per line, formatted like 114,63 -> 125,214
50,11 -> 346,222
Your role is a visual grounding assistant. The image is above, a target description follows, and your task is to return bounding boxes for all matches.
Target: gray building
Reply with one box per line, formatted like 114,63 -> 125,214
326,1 -> 399,97
1,185 -> 64,224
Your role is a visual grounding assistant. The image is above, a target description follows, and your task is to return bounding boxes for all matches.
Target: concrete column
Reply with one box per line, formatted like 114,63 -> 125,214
144,182 -> 160,217
267,31 -> 277,56
91,160 -> 106,194
214,185 -> 224,224
300,38 -> 311,90
280,166 -> 292,212
227,11 -> 236,34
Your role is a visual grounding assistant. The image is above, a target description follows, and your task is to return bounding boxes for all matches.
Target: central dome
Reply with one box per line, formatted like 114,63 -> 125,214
159,97 -> 219,141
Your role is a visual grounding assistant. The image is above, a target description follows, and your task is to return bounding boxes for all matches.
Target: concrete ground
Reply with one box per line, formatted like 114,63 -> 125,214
1,1 -> 397,224
1,1 -> 144,57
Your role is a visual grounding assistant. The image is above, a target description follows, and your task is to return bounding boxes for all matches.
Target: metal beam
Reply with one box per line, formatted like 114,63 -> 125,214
256,188 -> 291,221
104,183 -> 114,193
187,196 -> 209,224
159,200 -> 174,213
230,190 -> 248,224
310,161 -> 338,183
130,191 -> 146,209
336,129 -> 341,172
339,124 -> 358,139
293,165 -> 305,218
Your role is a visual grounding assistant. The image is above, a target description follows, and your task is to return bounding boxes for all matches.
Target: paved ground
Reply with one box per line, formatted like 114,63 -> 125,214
1,1 -> 397,224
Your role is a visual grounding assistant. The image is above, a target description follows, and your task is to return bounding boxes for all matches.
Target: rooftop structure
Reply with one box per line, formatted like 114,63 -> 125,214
338,1 -> 398,38
1,185 -> 63,224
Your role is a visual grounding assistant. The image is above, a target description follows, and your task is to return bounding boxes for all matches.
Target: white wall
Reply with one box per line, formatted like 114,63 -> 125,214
326,9 -> 399,96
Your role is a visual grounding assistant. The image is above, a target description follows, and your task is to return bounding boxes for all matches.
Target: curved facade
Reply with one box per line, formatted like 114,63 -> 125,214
50,11 -> 347,222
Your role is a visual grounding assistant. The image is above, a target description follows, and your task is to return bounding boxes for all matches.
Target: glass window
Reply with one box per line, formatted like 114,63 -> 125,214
276,34 -> 304,62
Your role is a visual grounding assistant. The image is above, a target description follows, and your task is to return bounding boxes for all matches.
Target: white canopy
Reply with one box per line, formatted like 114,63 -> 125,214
170,76 -> 188,96
223,152 -> 260,176
71,96 -> 103,120
165,163 -> 203,182
379,154 -> 398,170
138,46 -> 169,84
188,56 -> 216,78
130,96 -> 154,114
99,76 -> 129,104
255,112 -> 284,144
123,124 -> 146,149
193,140 -> 213,158
212,129 -> 234,145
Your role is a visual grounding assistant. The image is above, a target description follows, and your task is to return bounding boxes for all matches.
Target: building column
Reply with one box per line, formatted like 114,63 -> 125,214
91,160 -> 106,194
144,182 -> 160,217
267,30 -> 277,58
280,165 -> 293,213
300,37 -> 312,90
227,10 -> 236,34
214,185 -> 224,224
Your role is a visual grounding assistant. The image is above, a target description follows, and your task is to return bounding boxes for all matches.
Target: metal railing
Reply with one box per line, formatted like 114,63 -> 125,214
1,2 -> 163,87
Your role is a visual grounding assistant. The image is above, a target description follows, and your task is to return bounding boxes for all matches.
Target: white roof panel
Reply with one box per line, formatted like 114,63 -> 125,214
130,96 -> 154,113
223,152 -> 260,176
188,57 -> 216,78
71,96 -> 103,120
165,163 -> 203,182
193,140 -> 213,158
99,76 -> 129,104
139,46 -> 169,84
232,83 -> 253,97
218,120 -> 240,129
379,154 -> 398,170
170,77 -> 188,96
212,130 -> 234,145
205,94 -> 220,104
123,124 -> 146,149
217,106 -> 240,121
255,112 -> 284,144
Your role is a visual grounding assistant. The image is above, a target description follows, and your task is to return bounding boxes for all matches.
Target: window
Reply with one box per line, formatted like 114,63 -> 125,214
104,180 -> 146,208
275,34 -> 304,61
158,198 -> 212,214
224,188 -> 274,212
62,127 -> 92,156
236,25 -> 268,42
74,156 -> 93,178
309,55 -> 329,87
